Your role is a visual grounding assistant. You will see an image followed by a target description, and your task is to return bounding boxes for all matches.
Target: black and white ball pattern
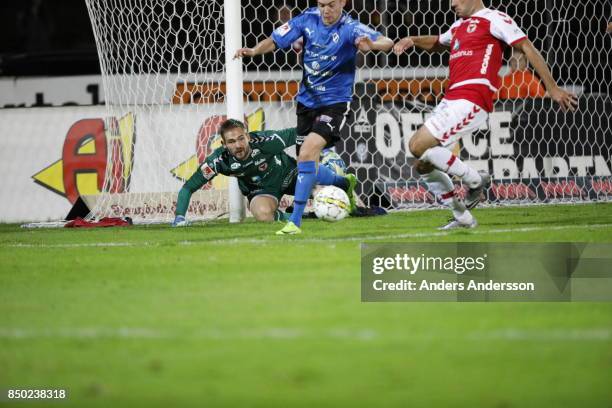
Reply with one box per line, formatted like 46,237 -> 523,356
313,186 -> 350,222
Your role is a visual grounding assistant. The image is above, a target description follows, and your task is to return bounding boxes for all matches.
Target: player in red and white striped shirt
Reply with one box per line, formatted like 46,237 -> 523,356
393,0 -> 577,230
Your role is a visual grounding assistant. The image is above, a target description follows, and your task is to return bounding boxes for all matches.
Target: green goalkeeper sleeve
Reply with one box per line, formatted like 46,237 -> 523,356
175,169 -> 207,217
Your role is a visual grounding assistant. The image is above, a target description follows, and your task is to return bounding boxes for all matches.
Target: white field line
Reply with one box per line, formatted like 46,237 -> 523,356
4,242 -> 153,248
0,327 -> 609,342
2,223 -> 611,249
196,223 -> 612,245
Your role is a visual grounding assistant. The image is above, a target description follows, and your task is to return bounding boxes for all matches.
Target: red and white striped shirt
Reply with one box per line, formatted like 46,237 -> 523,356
438,8 -> 528,112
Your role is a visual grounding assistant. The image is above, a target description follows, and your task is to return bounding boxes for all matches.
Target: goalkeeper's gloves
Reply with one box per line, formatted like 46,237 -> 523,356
172,215 -> 188,227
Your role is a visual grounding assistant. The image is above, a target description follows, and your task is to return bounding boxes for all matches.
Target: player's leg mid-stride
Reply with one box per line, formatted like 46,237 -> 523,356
393,0 -> 577,230
276,147 -> 358,235
409,100 -> 491,230
276,132 -> 327,235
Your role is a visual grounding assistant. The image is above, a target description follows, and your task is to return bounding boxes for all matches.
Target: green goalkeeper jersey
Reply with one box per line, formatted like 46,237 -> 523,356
175,128 -> 297,217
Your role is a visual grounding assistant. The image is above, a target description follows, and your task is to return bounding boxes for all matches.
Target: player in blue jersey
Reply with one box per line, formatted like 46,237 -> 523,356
235,0 -> 393,235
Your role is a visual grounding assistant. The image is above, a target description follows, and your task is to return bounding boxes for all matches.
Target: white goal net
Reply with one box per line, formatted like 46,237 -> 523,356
84,0 -> 232,223
85,0 -> 612,223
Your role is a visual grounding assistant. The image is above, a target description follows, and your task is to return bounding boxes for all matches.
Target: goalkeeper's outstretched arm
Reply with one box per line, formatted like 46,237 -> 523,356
173,169 -> 210,226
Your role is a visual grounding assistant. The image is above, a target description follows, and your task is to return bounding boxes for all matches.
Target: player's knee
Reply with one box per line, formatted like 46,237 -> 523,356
408,135 -> 426,158
298,144 -> 320,162
298,133 -> 326,162
414,160 -> 434,175
251,202 -> 275,222
253,209 -> 274,222
297,149 -> 313,162
409,130 -> 438,158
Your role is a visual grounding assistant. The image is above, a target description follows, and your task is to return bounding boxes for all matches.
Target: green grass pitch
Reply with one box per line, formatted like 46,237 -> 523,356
1,203 -> 611,407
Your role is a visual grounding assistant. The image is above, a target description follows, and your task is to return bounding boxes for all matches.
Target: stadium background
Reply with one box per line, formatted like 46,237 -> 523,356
0,1 -> 611,407
1,0 -> 610,87
0,0 -> 611,222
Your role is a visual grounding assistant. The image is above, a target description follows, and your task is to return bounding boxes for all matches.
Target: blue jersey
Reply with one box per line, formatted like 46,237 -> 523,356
271,8 -> 381,108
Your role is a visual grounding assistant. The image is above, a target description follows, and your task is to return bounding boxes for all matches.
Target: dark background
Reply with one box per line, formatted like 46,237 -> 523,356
0,0 -> 610,93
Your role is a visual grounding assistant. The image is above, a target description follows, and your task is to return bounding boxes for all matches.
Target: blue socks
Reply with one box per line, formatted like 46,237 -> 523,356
316,164 -> 348,190
288,162 -> 348,227
289,161 -> 317,227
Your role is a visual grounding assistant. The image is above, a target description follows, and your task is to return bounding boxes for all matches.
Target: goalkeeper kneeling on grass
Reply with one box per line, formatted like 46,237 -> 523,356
172,119 -> 357,226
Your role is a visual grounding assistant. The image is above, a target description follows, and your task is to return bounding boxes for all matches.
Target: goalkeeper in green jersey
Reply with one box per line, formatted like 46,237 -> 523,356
172,119 -> 357,226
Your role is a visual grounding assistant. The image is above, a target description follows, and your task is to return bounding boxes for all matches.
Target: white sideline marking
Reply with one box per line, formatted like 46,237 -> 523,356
468,328 -> 612,341
203,223 -> 612,245
0,327 -> 609,342
5,242 -> 141,248
3,223 -> 611,249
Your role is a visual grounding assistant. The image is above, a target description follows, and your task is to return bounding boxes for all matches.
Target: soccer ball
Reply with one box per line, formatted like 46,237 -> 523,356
313,186 -> 350,222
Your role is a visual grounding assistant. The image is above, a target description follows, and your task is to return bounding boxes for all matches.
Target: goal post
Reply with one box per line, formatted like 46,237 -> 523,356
224,0 -> 247,223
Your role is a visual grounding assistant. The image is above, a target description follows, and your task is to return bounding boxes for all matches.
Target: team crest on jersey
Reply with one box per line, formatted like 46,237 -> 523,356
200,163 -> 215,180
332,32 -> 339,43
312,61 -> 320,70
275,23 -> 291,37
230,162 -> 241,170
466,19 -> 479,33
453,39 -> 460,51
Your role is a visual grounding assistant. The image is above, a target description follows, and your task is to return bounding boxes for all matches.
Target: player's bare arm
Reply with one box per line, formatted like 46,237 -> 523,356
513,39 -> 578,112
355,35 -> 393,52
393,36 -> 448,55
234,37 -> 276,59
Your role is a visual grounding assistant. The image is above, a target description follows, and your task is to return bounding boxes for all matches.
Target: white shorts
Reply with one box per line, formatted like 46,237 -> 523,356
424,99 -> 488,147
